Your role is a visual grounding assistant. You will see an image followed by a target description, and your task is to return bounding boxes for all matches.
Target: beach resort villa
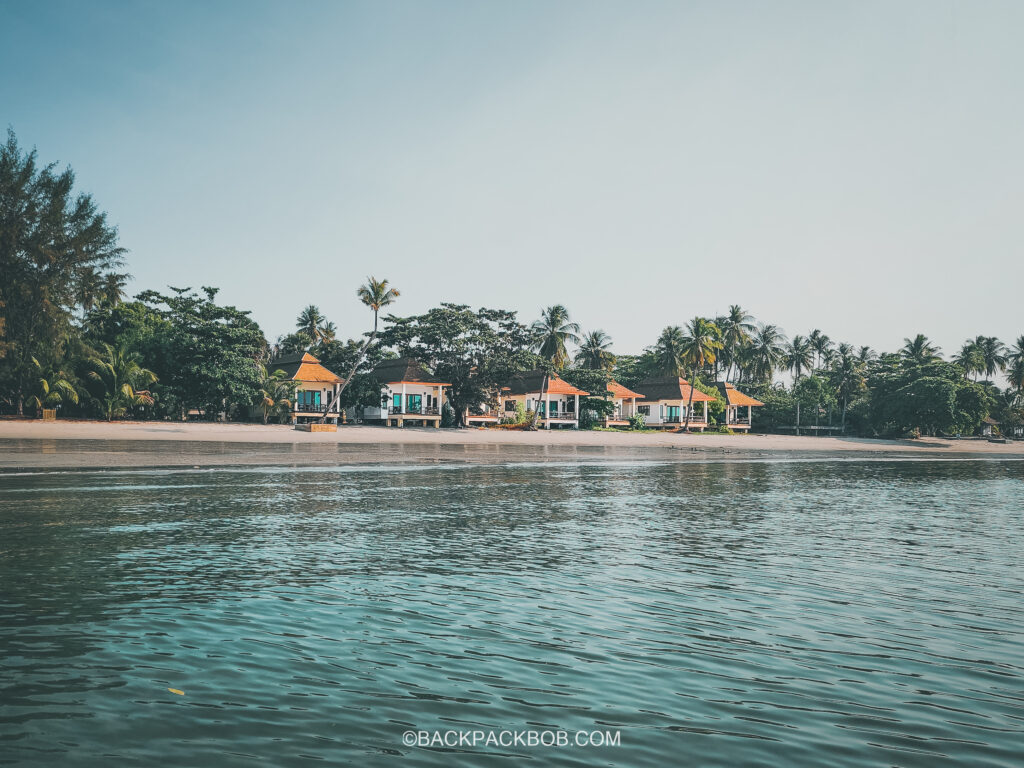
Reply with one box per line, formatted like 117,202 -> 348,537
360,357 -> 448,427
605,380 -> 647,427
632,376 -> 716,430
273,352 -> 344,424
714,382 -> 765,430
481,370 -> 589,429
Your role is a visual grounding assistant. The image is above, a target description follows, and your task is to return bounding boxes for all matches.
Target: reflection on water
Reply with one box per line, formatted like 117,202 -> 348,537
1,461 -> 1023,767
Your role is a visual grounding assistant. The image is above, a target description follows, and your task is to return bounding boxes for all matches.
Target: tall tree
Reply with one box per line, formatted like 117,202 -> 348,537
746,324 -> 788,384
652,326 -> 686,376
784,335 -> 814,381
329,277 -> 400,419
0,129 -> 128,414
719,305 -> 756,383
295,305 -> 327,348
255,365 -> 297,424
978,336 -> 1006,380
808,329 -> 832,371
575,330 -> 614,370
531,305 -> 580,370
680,317 -> 723,431
900,334 -> 941,365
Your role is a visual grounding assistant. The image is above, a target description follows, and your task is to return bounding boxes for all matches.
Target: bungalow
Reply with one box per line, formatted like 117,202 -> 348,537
361,357 -> 448,427
980,416 -> 1000,437
605,380 -> 646,427
632,376 -> 716,430
499,370 -> 589,429
714,382 -> 764,430
272,352 -> 344,424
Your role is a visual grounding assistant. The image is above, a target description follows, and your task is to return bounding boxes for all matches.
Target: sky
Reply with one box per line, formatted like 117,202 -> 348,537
2,0 -> 1022,358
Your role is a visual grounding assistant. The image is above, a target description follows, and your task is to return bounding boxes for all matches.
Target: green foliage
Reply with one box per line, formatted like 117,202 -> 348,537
562,368 -> 615,419
134,286 -> 265,418
255,365 -> 298,424
379,303 -> 537,426
628,412 -> 646,429
85,343 -> 157,420
0,129 -> 127,414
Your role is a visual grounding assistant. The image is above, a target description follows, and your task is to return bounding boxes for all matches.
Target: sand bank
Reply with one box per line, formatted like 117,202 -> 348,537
1,419 -> 1021,472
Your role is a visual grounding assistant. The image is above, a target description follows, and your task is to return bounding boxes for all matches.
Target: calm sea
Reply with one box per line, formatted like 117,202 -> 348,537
1,460 -> 1022,767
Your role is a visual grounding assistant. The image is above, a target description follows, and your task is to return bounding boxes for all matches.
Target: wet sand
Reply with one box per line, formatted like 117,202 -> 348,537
1,419 -> 1021,471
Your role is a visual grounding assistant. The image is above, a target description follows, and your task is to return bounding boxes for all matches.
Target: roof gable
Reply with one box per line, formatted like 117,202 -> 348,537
634,376 -> 715,403
371,357 -> 449,385
503,370 -> 589,396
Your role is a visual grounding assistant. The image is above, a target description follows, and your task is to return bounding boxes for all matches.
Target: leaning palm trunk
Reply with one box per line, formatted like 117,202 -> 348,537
528,373 -> 549,431
320,314 -> 378,423
681,366 -> 697,432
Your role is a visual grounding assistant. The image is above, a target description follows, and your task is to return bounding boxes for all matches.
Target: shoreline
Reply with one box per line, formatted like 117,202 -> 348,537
1,419 -> 1022,471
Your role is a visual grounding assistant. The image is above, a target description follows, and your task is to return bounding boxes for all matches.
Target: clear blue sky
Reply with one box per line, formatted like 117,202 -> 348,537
2,0 -> 1022,357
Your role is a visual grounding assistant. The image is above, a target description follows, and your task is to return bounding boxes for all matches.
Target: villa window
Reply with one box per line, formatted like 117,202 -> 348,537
638,405 -> 650,416
505,400 -> 517,412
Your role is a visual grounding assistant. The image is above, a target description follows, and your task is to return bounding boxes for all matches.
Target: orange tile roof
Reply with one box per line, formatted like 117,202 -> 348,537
634,377 -> 716,403
502,371 -> 589,396
272,352 -> 344,384
607,380 -> 645,399
717,383 -> 764,407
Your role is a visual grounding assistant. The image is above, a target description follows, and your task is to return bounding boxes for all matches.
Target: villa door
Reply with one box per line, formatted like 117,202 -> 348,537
666,405 -> 680,422
406,394 -> 422,414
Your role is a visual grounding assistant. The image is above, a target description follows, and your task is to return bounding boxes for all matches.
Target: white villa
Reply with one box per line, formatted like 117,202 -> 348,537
633,376 -> 716,430
605,380 -> 646,427
361,357 -> 448,427
485,370 -> 589,429
715,382 -> 764,430
273,352 -> 344,424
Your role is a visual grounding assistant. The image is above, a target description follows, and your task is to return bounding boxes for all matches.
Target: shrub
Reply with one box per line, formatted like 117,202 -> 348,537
628,412 -> 646,429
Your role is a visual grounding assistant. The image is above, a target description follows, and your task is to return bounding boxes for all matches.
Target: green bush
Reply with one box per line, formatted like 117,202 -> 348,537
628,412 -> 646,429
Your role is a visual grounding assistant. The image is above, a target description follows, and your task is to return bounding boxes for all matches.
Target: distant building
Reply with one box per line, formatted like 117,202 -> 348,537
714,383 -> 764,430
499,370 -> 589,429
605,380 -> 646,427
361,357 -> 448,428
980,416 -> 1000,437
273,352 -> 343,424
632,377 -> 716,430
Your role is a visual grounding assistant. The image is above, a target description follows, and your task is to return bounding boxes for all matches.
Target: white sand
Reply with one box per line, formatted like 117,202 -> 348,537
1,419 -> 1021,471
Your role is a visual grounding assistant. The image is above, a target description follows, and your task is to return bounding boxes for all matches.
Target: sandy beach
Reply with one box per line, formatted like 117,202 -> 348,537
1,419 -> 1021,471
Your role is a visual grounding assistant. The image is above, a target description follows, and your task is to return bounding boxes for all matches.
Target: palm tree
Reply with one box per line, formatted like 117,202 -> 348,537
652,326 -> 686,376
747,324 -> 788,384
575,330 -> 614,370
900,334 -> 941,365
86,343 -> 157,421
978,336 -> 1006,380
27,356 -> 79,415
531,305 -> 580,370
808,329 -> 832,371
680,317 -> 723,431
296,305 -> 327,347
1008,357 -> 1024,396
954,339 -> 984,380
831,348 -> 865,431
1008,335 -> 1024,368
331,277 -> 401,417
719,305 -> 756,382
784,335 -> 814,381
857,346 -> 876,364
256,365 -> 297,424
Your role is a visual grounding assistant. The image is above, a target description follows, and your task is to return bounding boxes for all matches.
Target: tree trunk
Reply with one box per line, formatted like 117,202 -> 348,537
528,373 -> 549,431
322,312 -> 378,423
795,400 -> 800,436
841,397 -> 847,432
682,366 -> 696,432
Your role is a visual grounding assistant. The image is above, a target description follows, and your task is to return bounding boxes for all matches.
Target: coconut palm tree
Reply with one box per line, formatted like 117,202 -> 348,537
719,305 -> 756,382
256,365 -> 297,424
830,347 -> 865,431
978,336 -> 1006,380
954,339 -> 984,380
531,305 -> 580,370
1008,357 -> 1024,396
652,326 -> 686,376
784,335 -> 814,381
331,277 -> 401,416
296,305 -> 327,347
1008,335 -> 1024,368
680,317 -> 723,431
900,334 -> 941,365
857,346 -> 876,364
575,330 -> 614,370
27,355 -> 80,415
808,329 -> 832,371
86,343 -> 157,421
746,324 -> 788,384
